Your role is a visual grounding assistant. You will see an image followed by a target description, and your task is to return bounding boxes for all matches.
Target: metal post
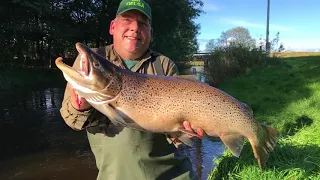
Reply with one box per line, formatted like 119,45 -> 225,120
266,0 -> 270,57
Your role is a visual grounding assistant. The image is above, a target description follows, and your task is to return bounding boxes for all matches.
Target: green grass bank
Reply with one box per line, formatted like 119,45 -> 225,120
208,54 -> 320,179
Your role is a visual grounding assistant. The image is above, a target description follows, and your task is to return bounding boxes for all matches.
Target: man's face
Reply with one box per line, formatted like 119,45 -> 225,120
110,10 -> 152,59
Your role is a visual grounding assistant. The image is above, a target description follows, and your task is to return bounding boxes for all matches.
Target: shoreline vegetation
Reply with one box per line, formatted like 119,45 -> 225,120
2,52 -> 319,91
209,52 -> 320,179
0,67 -> 66,92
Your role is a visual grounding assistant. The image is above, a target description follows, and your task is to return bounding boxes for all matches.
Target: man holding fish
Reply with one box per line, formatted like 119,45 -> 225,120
59,0 -> 203,179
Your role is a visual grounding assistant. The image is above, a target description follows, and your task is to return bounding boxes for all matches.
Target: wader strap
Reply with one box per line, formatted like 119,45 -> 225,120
154,57 -> 164,75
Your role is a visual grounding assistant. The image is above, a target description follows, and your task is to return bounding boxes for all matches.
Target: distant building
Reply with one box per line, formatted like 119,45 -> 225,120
188,52 -> 211,82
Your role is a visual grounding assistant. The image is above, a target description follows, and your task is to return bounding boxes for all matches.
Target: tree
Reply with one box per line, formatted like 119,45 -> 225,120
204,27 -> 269,86
205,39 -> 217,52
270,32 -> 285,53
258,31 -> 285,53
206,27 -> 256,50
150,0 -> 203,62
0,0 -> 203,68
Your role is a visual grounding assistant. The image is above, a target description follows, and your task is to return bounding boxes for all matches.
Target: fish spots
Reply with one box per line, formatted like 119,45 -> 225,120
115,71 -> 258,137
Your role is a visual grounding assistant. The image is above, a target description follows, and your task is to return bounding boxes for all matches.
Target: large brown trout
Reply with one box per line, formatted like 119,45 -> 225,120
55,43 -> 280,171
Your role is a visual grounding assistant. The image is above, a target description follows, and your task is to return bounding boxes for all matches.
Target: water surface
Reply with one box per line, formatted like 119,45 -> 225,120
0,88 -> 225,180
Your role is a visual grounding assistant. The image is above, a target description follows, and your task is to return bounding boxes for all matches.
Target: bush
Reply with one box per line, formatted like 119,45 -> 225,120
205,44 -> 281,86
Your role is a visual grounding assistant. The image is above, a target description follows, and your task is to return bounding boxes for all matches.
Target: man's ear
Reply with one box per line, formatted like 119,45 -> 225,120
109,20 -> 115,35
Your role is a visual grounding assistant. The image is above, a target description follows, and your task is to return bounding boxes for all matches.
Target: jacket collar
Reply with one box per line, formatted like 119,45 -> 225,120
106,44 -> 155,72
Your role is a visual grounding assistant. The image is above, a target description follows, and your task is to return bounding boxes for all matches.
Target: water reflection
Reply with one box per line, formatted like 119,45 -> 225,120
0,88 -> 72,160
177,138 -> 226,180
0,88 -> 225,180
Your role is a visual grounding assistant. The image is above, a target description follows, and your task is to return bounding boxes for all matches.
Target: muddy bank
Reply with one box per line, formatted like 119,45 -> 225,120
0,148 -> 98,180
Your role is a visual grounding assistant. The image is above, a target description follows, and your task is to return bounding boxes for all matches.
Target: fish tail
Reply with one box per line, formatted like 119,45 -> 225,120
250,124 -> 280,171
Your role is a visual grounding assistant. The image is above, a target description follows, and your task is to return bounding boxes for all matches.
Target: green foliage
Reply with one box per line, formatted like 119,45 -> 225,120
205,39 -> 217,52
150,0 -> 203,62
205,27 -> 256,52
269,32 -> 286,58
270,32 -> 284,52
205,44 -> 281,86
208,56 -> 320,179
0,0 -> 203,67
204,27 -> 285,86
258,31 -> 286,55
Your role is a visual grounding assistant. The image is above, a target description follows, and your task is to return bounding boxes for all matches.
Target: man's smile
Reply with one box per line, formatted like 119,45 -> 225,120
125,36 -> 141,40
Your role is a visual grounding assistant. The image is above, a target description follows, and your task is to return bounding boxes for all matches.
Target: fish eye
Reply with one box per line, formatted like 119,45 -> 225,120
93,61 -> 100,68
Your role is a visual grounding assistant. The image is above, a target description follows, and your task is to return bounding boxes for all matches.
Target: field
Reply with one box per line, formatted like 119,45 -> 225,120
208,52 -> 320,179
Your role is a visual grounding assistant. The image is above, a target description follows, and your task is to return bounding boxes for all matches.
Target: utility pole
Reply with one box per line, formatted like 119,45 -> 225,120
266,0 -> 270,57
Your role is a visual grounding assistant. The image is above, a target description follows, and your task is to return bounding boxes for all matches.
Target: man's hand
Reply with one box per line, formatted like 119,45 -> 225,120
183,121 -> 204,139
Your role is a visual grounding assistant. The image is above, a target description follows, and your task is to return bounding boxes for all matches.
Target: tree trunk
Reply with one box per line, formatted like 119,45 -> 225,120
47,41 -> 52,68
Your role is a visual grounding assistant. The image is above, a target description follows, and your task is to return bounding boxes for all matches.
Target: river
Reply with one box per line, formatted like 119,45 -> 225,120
0,88 -> 225,180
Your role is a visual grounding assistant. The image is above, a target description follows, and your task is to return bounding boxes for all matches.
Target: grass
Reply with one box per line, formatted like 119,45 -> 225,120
275,52 -> 320,58
207,53 -> 320,179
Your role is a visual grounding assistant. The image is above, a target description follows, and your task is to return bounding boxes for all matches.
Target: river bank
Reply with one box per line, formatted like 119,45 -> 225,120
208,55 -> 320,179
0,67 -> 66,92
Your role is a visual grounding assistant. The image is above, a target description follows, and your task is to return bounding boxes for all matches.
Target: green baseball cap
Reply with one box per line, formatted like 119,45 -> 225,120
116,0 -> 151,19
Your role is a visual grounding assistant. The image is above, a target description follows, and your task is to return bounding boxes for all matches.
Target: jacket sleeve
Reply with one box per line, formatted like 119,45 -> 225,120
161,57 -> 180,76
59,54 -> 92,131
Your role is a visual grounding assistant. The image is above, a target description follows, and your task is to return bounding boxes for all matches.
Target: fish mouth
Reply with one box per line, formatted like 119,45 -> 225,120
55,57 -> 97,95
55,43 -> 115,104
55,45 -> 93,93
77,45 -> 91,77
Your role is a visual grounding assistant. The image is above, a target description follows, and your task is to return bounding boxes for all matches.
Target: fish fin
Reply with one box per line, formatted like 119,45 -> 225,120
249,124 -> 280,171
178,133 -> 194,147
92,104 -> 129,127
113,107 -> 147,131
220,134 -> 245,157
178,127 -> 202,138
92,103 -> 146,132
241,102 -> 253,115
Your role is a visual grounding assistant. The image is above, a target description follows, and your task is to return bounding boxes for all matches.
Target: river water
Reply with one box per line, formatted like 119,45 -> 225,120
0,88 -> 225,180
